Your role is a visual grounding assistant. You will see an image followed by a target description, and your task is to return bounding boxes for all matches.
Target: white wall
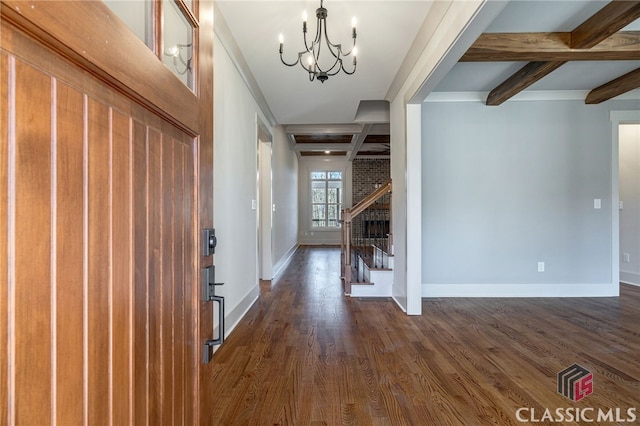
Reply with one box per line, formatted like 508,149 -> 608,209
421,99 -> 640,297
298,157 -> 352,245
214,34 -> 298,335
389,98 -> 408,310
619,124 -> 640,286
271,125 -> 299,276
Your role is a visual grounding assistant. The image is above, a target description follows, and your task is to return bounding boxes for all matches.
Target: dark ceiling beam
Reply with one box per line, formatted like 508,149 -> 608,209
570,0 -> 640,49
293,143 -> 355,152
586,67 -> 640,104
486,61 -> 567,106
482,0 -> 640,106
293,134 -> 353,144
461,31 -> 640,62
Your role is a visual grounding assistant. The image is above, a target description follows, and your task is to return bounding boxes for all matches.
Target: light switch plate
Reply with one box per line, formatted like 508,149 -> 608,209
594,199 -> 601,209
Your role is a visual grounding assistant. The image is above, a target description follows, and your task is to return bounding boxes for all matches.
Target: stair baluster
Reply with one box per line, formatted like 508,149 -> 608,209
340,180 -> 392,295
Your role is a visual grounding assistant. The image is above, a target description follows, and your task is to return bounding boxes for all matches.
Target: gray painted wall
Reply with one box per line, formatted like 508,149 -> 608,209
619,124 -> 640,285
421,99 -> 638,296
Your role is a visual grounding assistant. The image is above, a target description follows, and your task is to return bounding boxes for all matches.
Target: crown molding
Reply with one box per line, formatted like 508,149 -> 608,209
214,3 -> 277,127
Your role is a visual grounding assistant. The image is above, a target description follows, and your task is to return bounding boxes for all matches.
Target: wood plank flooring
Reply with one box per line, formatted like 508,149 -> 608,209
205,246 -> 640,425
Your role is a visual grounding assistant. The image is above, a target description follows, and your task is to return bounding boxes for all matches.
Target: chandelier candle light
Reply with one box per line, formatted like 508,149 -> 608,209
279,0 -> 357,83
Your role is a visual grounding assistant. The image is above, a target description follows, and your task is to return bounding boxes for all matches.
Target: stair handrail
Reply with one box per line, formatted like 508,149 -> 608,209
343,180 -> 392,221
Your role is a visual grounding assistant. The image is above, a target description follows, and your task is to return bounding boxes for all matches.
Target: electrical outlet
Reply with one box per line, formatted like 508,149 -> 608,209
623,253 -> 631,263
538,262 -> 545,272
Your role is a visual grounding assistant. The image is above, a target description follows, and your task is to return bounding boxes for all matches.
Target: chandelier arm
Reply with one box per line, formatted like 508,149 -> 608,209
340,60 -> 356,75
321,24 -> 342,60
280,52 -> 301,68
311,42 -> 333,74
325,59 -> 345,76
313,18 -> 325,65
322,56 -> 343,75
340,38 -> 357,56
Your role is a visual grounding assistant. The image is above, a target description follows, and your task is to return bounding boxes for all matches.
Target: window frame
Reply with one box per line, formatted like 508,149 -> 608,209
309,170 -> 343,230
103,0 -> 199,92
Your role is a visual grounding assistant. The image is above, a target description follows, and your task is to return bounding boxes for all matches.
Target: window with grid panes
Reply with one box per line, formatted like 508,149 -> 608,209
310,171 -> 343,228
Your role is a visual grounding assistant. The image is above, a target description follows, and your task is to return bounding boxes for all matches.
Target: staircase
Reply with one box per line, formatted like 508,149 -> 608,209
341,180 -> 393,297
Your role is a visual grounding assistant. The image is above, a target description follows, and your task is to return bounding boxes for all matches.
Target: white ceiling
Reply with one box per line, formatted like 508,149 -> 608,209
216,0 -> 432,125
216,0 -> 640,128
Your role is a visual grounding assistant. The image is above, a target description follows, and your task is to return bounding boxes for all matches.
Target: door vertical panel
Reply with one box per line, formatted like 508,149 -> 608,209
162,136 -> 175,423
86,98 -> 111,425
55,81 -> 85,426
184,141 -> 196,426
13,59 -> 52,425
0,52 -> 9,426
173,138 -> 185,426
197,3 -> 215,423
133,122 -> 149,426
147,129 -> 163,425
111,110 -> 133,425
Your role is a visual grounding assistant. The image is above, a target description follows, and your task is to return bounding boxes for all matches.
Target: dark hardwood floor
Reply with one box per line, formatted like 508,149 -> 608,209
205,246 -> 640,425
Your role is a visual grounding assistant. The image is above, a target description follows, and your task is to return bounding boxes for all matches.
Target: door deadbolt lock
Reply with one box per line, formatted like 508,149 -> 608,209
202,228 -> 217,257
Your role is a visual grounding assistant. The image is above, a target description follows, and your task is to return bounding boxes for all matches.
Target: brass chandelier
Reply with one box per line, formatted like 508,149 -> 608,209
278,0 -> 357,83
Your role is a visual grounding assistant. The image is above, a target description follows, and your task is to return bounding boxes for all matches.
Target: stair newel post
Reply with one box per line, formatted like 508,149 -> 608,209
388,191 -> 393,256
343,209 -> 352,295
340,211 -> 344,276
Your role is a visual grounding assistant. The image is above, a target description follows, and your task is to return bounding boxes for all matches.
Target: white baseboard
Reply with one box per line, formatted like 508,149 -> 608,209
620,271 -> 640,286
422,283 -> 619,297
272,244 -> 299,278
392,295 -> 407,313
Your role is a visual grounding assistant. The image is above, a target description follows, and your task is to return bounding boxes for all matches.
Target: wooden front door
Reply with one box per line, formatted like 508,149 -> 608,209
1,1 -> 214,424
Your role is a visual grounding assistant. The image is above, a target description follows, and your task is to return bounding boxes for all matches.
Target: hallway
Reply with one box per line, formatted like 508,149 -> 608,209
206,246 -> 640,425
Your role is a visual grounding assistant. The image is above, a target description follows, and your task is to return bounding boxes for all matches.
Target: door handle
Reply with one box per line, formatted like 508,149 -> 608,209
203,295 -> 224,364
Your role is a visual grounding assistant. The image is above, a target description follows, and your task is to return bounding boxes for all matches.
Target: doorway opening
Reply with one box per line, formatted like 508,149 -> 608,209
257,120 -> 273,280
618,122 -> 640,287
